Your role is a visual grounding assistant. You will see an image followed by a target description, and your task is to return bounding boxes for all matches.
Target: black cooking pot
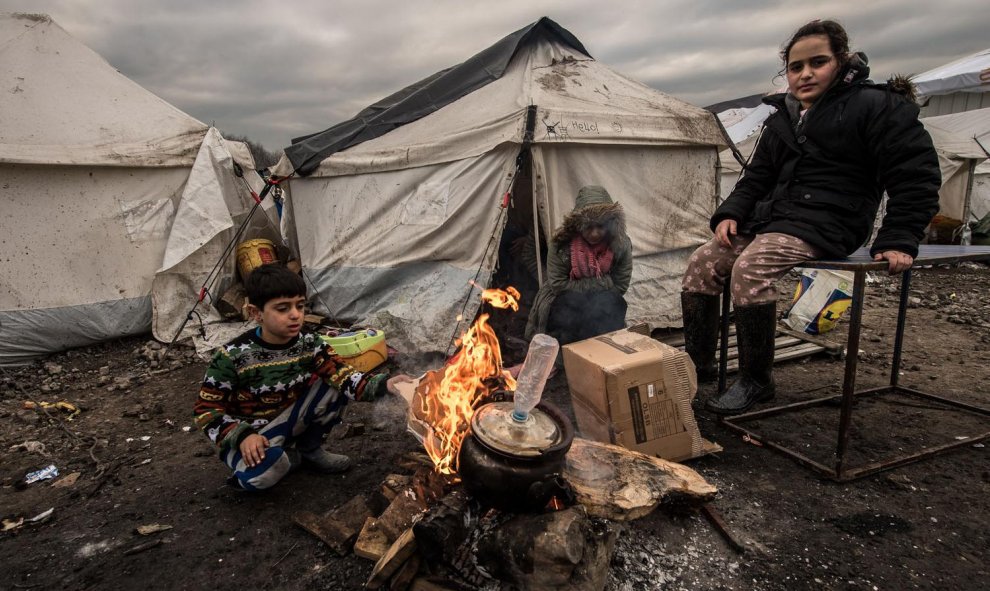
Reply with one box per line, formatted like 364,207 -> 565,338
457,401 -> 575,512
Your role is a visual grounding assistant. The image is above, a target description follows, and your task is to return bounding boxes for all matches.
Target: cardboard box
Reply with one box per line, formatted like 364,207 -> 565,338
562,328 -> 718,462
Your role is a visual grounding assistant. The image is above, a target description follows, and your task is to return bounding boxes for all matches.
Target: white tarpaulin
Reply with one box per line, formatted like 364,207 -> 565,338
150,129 -> 266,345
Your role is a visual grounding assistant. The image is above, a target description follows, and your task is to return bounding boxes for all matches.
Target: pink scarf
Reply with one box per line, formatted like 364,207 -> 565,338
569,236 -> 613,280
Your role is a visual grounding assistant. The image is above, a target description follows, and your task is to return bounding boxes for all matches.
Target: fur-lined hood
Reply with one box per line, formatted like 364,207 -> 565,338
551,186 -> 627,245
885,73 -> 917,102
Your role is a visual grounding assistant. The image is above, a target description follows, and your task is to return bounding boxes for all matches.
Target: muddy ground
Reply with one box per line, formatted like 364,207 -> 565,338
1,264 -> 988,590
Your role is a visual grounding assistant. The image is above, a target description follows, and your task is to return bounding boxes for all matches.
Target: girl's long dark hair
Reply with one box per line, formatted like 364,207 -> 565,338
777,19 -> 851,78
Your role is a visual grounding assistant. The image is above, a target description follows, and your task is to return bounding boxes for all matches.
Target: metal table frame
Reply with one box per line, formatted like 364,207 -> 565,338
719,245 -> 990,482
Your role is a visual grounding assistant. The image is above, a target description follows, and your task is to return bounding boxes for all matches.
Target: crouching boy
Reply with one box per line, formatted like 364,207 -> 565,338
193,264 -> 388,491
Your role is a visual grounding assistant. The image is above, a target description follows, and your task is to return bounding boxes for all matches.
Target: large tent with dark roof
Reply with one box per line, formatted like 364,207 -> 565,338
272,17 -> 728,354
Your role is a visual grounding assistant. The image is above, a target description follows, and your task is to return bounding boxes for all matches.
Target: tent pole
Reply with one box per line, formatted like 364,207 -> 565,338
711,113 -> 747,168
961,159 -> 976,245
533,165 -> 543,286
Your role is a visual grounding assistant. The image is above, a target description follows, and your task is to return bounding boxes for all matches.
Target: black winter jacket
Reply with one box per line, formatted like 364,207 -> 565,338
712,57 -> 941,258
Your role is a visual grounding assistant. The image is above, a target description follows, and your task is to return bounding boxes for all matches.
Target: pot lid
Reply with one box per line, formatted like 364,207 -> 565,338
471,401 -> 561,457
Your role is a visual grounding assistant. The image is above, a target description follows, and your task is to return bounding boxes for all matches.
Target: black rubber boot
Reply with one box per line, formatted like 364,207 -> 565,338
681,292 -> 721,382
706,302 -> 777,415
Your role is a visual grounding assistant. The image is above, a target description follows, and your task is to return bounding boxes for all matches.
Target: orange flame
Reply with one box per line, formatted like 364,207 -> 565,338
418,286 -> 519,475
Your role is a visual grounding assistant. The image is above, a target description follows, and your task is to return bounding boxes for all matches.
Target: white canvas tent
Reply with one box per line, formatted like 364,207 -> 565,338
916,47 -> 990,116
274,18 -> 726,356
0,13 -> 253,364
920,108 -> 990,225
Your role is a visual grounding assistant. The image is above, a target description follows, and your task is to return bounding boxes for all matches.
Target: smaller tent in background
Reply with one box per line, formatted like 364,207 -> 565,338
0,13 -> 255,364
915,47 -> 990,116
920,108 -> 990,234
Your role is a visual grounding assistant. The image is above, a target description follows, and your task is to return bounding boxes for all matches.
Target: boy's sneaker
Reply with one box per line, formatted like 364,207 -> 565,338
301,448 -> 353,473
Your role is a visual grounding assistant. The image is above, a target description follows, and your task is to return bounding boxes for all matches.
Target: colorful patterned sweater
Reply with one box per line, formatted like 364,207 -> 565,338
193,329 -> 374,451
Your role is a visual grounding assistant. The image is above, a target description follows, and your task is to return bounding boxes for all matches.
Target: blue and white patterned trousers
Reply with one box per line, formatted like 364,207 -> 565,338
221,379 -> 347,491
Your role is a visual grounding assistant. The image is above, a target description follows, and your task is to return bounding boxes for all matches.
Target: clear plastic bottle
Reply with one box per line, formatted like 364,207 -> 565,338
512,333 -> 560,422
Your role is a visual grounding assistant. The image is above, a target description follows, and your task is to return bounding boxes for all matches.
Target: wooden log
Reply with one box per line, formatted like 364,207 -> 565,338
474,506 -> 618,591
573,517 -> 621,591
563,438 -> 717,521
354,518 -> 391,562
409,578 -> 463,591
395,451 -> 433,472
411,489 -> 474,567
381,474 -> 413,502
412,468 -> 451,507
366,528 -> 417,590
388,554 -> 421,591
376,488 -> 428,542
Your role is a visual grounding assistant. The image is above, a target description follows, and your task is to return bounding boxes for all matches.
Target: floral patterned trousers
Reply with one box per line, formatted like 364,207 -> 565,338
681,232 -> 823,305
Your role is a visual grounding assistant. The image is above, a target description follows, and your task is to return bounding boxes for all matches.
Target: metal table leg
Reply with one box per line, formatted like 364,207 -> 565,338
720,259 -> 990,482
833,270 -> 867,476
890,269 -> 912,387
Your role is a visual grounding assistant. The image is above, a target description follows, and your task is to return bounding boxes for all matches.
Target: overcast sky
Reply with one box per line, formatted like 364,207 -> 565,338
5,0 -> 988,150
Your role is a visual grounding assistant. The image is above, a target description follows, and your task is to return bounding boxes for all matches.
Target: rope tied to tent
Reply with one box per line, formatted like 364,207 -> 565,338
162,173 -> 287,358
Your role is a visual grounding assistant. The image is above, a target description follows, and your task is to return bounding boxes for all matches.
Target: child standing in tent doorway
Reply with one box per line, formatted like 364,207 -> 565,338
525,185 -> 633,347
193,264 -> 389,491
680,19 -> 940,415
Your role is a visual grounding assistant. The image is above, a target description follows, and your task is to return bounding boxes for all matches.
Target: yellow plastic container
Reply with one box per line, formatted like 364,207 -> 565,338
236,239 -> 278,280
320,329 -> 388,372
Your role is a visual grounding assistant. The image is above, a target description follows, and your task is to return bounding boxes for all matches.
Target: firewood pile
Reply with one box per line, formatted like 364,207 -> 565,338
293,439 -> 716,590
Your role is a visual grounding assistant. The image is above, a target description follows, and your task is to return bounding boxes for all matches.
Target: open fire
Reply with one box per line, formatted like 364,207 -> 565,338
417,286 -> 520,475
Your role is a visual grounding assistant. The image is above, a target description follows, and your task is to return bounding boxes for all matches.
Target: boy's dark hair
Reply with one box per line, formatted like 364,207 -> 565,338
245,264 -> 307,310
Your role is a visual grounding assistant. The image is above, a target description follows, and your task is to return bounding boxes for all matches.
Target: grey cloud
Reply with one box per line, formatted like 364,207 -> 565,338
10,0 -> 989,151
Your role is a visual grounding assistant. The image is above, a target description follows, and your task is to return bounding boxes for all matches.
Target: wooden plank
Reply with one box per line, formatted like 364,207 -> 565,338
665,323 -> 827,374
718,336 -> 808,362
376,488 -> 427,542
293,511 -> 357,556
354,518 -> 391,562
388,554 -> 421,591
303,313 -> 326,325
723,342 -> 825,373
661,326 -> 736,349
777,326 -> 843,354
292,494 -> 375,556
381,474 -> 412,502
366,528 -> 417,590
